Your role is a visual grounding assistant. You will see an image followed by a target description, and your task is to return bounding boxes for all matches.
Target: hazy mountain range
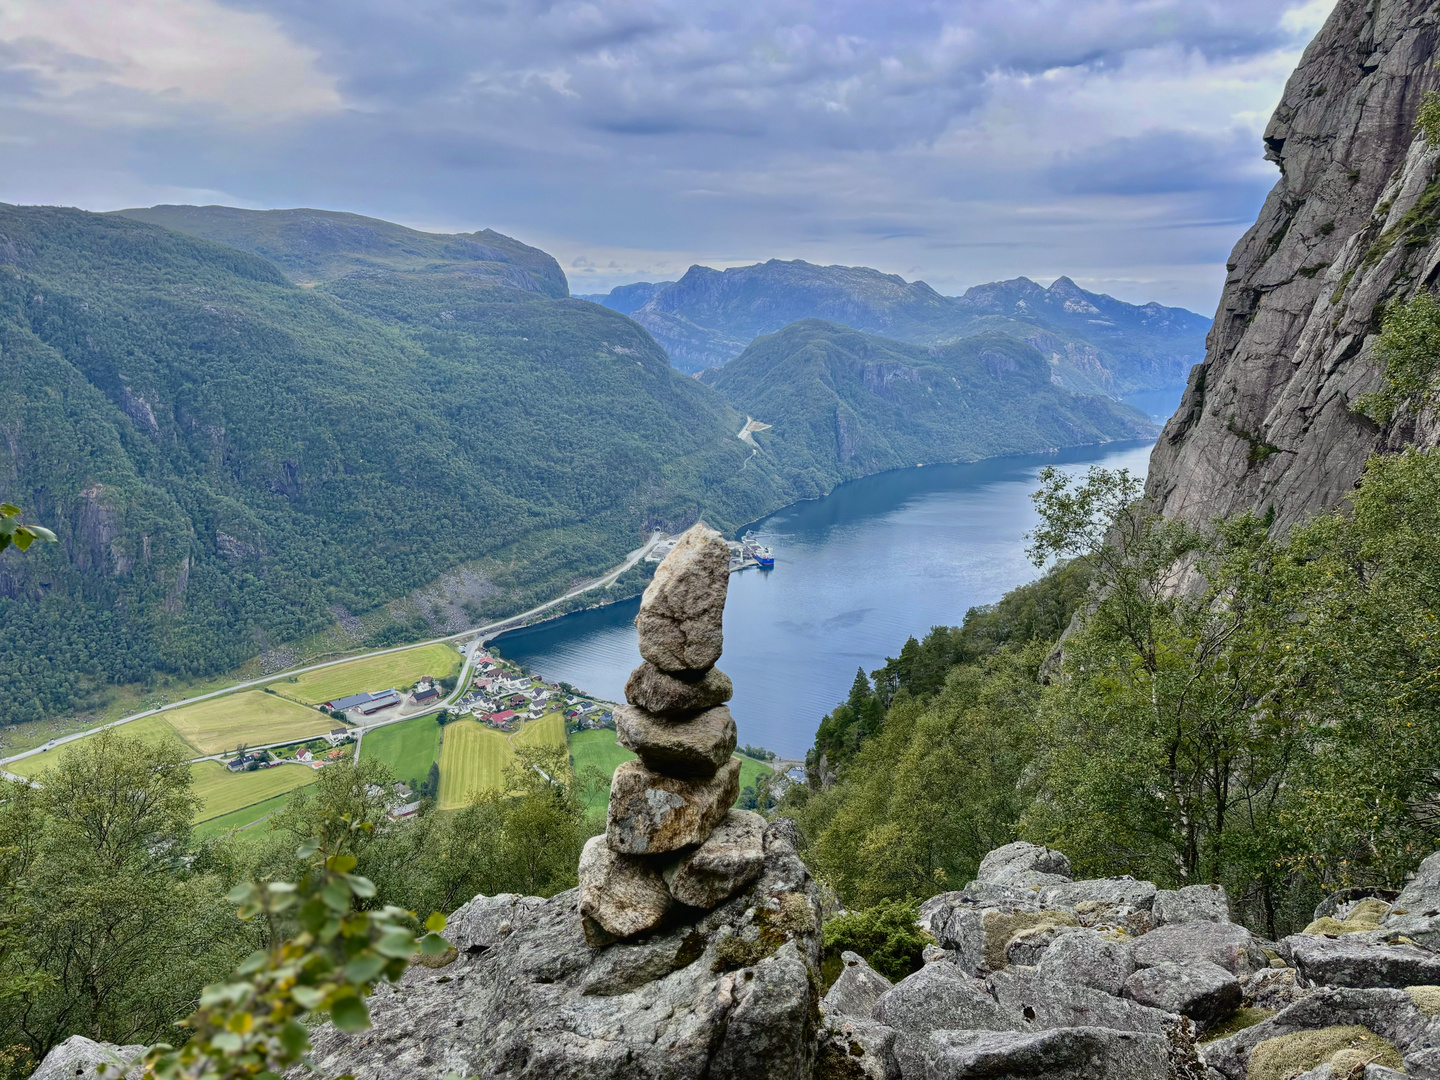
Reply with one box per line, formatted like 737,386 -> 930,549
580,260 -> 1210,394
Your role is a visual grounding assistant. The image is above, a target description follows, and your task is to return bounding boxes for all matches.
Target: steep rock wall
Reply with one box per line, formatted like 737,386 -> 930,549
1147,0 -> 1440,533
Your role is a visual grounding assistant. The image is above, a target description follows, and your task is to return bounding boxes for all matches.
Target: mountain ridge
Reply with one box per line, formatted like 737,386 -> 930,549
586,259 -> 1210,394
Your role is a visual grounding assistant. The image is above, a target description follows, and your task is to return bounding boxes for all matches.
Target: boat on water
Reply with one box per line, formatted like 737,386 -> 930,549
743,539 -> 775,569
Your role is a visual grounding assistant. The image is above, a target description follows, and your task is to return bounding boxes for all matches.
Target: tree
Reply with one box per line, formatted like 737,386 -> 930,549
0,732 -> 244,1055
1021,469 -> 1304,933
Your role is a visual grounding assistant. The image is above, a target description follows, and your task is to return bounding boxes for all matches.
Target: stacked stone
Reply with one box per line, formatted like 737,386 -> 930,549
578,523 -> 767,946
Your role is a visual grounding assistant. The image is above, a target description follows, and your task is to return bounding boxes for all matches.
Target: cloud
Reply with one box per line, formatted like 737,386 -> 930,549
0,0 -> 342,124
0,0 -> 1339,312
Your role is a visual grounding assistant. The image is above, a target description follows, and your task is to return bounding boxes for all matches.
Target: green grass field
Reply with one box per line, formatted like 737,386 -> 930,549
190,760 -> 319,822
166,691 -> 335,756
513,711 -> 565,751
273,644 -> 461,705
437,720 -> 516,809
569,728 -> 639,811
193,790 -> 299,839
565,729 -> 775,812
360,713 -> 442,787
2,714 -> 187,779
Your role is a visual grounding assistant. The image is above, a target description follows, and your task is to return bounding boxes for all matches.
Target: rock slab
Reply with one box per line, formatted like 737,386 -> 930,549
606,757 -> 741,855
663,808 -> 766,909
634,522 -> 731,673
625,661 -> 733,714
577,835 -> 671,941
615,703 -> 737,777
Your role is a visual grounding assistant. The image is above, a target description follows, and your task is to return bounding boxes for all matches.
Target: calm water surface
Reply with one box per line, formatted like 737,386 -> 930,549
494,440 -> 1155,758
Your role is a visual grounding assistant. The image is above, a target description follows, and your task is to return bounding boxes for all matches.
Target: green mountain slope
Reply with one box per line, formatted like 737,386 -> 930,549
701,320 -> 1156,496
0,205 -> 783,721
115,205 -> 569,296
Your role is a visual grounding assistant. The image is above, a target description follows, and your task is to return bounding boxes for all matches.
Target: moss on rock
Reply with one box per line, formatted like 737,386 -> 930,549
1407,984 -> 1440,1016
982,909 -> 1078,970
1245,1025 -> 1402,1080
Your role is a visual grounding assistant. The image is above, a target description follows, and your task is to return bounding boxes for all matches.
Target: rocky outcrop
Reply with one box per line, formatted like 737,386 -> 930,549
28,1036 -> 144,1080
290,818 -> 821,1080
1146,0 -> 1440,535
819,841 -> 1440,1078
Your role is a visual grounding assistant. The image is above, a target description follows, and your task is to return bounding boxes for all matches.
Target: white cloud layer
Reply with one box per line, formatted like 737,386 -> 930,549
0,0 -> 341,123
0,0 -> 1338,313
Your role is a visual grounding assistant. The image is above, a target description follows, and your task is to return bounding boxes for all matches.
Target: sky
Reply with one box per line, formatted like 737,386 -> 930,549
0,0 -> 1336,313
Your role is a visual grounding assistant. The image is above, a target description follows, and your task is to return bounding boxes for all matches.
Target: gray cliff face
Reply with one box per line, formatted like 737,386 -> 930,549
1147,0 -> 1440,535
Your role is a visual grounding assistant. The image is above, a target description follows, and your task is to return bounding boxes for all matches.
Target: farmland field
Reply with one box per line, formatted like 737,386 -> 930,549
565,728 -> 773,811
3,714 -> 187,778
360,713 -> 443,787
273,644 -> 461,705
569,728 -> 636,811
437,720 -> 515,809
193,791 -> 299,839
513,711 -> 565,751
190,760 -> 319,821
166,691 -> 335,756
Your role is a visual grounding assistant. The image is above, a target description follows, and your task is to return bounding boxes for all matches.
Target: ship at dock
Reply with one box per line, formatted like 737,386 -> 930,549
648,532 -> 775,571
743,539 -> 775,569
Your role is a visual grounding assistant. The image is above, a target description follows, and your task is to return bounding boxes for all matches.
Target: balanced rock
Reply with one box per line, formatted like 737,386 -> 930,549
634,523 -> 731,673
578,835 -> 671,942
607,758 -> 741,855
663,809 -> 766,908
616,704 -> 737,777
625,661 -> 733,714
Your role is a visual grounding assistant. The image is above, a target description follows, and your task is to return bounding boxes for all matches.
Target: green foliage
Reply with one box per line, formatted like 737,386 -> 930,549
2,730 -> 594,1064
800,643 -> 1046,905
1416,90 -> 1440,147
1021,472 -> 1299,918
821,899 -> 931,983
1355,291 -> 1440,422
142,824 -> 447,1080
0,504 -> 55,554
0,731 -> 244,1055
1276,447 -> 1440,891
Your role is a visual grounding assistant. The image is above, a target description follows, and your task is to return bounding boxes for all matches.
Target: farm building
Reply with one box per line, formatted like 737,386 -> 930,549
359,689 -> 402,715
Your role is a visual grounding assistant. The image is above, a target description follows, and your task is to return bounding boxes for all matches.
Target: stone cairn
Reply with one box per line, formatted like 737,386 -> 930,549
578,522 -> 767,946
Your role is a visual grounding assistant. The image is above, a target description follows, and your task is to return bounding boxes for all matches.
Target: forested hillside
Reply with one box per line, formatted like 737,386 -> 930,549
792,426 -> 1440,939
115,205 -> 569,296
702,320 -> 1155,497
0,206 -> 791,722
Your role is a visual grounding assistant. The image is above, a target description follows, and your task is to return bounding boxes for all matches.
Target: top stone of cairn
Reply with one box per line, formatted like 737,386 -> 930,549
634,523 -> 731,673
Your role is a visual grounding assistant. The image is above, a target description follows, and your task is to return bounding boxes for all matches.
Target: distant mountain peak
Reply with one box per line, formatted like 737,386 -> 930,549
582,259 -> 1209,393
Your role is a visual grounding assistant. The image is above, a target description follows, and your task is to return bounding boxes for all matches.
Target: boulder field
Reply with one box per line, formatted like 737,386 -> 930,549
36,837 -> 1440,1079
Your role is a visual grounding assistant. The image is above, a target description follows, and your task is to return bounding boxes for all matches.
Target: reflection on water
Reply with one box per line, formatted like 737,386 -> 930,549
494,441 -> 1156,758
1121,386 -> 1186,424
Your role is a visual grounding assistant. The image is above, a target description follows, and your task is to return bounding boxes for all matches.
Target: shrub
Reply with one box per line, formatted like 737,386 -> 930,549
821,898 -> 931,983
